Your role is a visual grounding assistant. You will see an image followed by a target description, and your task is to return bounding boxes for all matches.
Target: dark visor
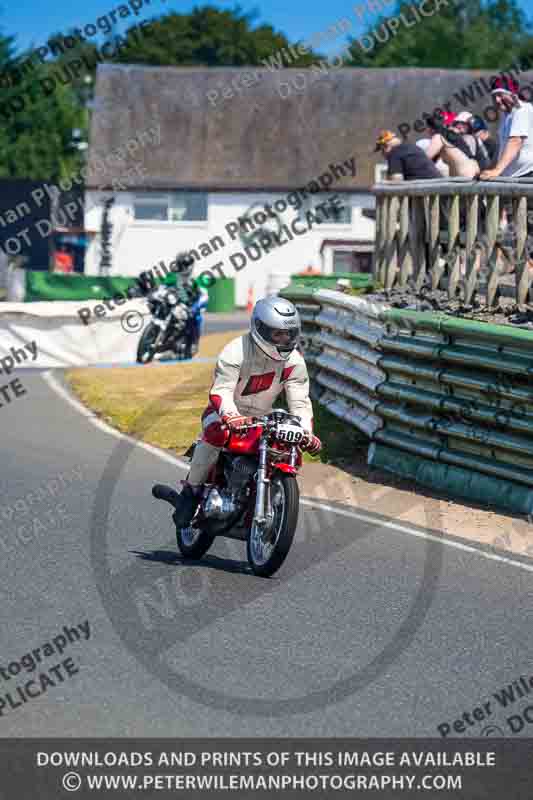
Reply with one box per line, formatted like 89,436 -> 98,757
256,319 -> 299,347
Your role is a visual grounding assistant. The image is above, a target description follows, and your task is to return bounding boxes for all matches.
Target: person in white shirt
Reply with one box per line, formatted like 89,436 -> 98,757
480,76 -> 533,180
480,76 -> 533,295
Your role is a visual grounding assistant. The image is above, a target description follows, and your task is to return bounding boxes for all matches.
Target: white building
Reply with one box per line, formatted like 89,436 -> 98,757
85,65 -> 387,305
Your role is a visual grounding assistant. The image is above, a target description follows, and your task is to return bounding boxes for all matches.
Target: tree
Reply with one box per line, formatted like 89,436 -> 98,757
112,5 -> 318,67
0,28 -> 85,180
346,0 -> 533,68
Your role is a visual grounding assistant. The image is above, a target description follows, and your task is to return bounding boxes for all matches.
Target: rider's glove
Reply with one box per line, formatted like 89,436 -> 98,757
301,432 -> 322,455
221,413 -> 255,431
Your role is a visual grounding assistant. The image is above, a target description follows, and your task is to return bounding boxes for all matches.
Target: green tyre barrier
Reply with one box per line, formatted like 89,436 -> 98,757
368,442 -> 533,516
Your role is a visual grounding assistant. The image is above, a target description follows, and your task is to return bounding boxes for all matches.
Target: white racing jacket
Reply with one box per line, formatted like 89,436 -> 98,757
206,334 -> 314,432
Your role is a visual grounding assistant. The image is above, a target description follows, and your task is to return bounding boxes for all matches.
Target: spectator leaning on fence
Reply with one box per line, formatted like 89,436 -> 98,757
469,115 -> 499,169
424,112 -> 481,179
374,130 -> 442,181
480,77 -> 533,180
480,76 -> 533,291
415,119 -> 450,178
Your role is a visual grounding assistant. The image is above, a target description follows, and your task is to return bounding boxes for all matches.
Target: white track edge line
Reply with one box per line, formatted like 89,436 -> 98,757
44,371 -> 533,574
43,370 -> 190,470
300,500 -> 533,574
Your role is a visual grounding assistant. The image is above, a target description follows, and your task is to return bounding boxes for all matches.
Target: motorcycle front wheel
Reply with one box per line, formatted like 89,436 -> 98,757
136,322 -> 160,364
247,473 -> 299,578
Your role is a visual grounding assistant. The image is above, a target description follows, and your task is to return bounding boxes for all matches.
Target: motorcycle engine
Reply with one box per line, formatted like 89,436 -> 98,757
203,487 -> 236,519
224,455 -> 256,492
203,457 -> 255,521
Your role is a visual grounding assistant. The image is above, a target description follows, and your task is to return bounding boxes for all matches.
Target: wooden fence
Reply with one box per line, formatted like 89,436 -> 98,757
372,178 -> 533,307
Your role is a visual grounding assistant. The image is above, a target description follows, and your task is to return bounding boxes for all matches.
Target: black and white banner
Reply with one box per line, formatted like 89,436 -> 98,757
1,739 -> 531,798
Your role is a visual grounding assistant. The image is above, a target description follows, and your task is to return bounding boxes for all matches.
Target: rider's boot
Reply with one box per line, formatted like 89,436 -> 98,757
172,482 -> 201,528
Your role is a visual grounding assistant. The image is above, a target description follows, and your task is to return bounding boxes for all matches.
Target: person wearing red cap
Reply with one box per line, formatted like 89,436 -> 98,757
424,111 -> 480,178
480,76 -> 533,180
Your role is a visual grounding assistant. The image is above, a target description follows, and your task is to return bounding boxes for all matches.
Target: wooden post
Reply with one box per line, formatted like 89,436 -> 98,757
446,195 -> 461,299
385,194 -> 400,289
485,195 -> 501,308
515,196 -> 531,305
413,197 -> 428,291
399,195 -> 413,286
378,196 -> 389,286
463,195 -> 480,305
372,197 -> 383,282
429,194 -> 442,289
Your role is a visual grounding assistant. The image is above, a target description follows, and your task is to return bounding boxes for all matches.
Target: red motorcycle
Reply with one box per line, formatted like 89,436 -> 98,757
153,410 -> 305,577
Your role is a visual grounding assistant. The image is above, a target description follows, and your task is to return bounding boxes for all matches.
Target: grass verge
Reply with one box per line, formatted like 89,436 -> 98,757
65,330 -> 238,454
66,330 -> 368,463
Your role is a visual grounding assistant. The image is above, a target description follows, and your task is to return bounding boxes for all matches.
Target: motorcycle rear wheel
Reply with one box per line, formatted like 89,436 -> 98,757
247,473 -> 299,578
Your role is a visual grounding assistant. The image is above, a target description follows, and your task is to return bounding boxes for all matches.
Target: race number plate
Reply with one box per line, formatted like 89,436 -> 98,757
275,423 -> 304,444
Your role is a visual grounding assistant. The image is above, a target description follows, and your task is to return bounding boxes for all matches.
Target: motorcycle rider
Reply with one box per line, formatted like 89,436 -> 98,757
136,270 -> 157,296
171,253 -> 209,356
137,256 -> 208,357
173,295 -> 322,527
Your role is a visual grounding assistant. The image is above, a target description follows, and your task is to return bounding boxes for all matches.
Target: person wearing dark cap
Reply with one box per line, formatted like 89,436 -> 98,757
469,116 -> 498,169
374,130 -> 442,181
480,76 -> 533,179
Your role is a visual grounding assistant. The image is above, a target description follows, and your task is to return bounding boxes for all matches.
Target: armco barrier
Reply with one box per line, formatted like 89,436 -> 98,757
280,287 -> 533,515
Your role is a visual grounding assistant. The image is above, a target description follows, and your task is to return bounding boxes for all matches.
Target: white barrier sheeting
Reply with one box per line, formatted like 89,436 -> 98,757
0,300 -> 150,368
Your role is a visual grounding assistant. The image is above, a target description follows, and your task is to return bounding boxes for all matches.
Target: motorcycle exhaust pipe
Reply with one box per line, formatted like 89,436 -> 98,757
152,484 -> 181,509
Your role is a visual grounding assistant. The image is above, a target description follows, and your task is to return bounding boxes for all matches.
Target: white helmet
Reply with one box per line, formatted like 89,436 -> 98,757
251,295 -> 301,361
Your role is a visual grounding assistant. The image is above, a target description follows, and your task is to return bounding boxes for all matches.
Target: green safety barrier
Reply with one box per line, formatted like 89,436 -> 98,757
24,271 -> 233,311
24,271 -> 180,302
279,286 -> 321,303
205,278 -> 235,313
290,272 -> 374,291
285,290 -> 533,517
369,442 -> 533,515
383,309 -> 533,350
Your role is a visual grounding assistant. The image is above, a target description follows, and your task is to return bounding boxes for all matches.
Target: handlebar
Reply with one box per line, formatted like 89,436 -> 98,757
224,417 -> 265,432
226,413 -> 303,433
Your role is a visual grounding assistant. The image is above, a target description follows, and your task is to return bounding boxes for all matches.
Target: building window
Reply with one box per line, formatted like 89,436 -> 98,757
133,192 -> 207,222
333,250 -> 373,274
326,198 -> 352,224
298,193 -> 352,225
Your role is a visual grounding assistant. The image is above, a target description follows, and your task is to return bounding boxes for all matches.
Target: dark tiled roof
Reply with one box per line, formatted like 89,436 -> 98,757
87,64 -> 533,190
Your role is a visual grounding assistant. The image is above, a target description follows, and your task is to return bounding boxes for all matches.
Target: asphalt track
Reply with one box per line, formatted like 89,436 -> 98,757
1,367 -> 533,739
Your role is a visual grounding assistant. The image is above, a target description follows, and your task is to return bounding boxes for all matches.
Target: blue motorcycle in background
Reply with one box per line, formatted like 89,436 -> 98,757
136,283 -> 208,364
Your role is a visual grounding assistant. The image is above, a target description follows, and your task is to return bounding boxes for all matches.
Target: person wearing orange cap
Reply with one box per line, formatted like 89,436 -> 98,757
374,130 -> 442,181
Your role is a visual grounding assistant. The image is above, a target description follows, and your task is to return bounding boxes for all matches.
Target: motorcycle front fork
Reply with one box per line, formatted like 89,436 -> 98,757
254,439 -> 270,527
253,441 -> 297,528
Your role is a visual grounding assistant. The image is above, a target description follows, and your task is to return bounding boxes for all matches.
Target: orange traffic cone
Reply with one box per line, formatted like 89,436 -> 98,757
246,285 -> 254,314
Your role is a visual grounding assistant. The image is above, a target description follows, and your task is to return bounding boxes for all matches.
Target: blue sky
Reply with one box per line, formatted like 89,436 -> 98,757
2,0 -> 532,56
